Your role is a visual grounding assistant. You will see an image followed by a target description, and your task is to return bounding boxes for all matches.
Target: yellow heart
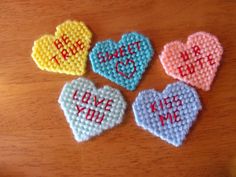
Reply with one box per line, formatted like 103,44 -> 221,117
31,20 -> 92,75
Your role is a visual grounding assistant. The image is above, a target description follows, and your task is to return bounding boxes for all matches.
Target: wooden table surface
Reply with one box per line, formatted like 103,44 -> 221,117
0,0 -> 236,177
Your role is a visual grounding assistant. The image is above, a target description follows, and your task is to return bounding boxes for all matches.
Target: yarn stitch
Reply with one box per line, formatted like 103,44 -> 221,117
58,77 -> 126,142
160,32 -> 223,91
132,82 -> 202,147
89,32 -> 154,91
32,20 -> 92,75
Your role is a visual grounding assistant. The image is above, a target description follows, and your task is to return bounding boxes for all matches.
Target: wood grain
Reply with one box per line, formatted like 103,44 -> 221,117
0,0 -> 236,177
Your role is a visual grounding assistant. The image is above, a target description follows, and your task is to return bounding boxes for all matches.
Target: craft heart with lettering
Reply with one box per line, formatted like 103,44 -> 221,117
89,32 -> 154,91
58,78 -> 126,142
32,20 -> 92,75
160,32 -> 223,91
132,82 -> 202,147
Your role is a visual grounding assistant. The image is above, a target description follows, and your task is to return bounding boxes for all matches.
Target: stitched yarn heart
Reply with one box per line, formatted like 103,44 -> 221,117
132,82 -> 202,147
32,20 -> 92,75
89,32 -> 154,91
160,32 -> 223,91
58,78 -> 126,142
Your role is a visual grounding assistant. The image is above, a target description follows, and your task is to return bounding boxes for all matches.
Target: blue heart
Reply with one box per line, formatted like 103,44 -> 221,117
89,32 -> 154,90
132,82 -> 202,147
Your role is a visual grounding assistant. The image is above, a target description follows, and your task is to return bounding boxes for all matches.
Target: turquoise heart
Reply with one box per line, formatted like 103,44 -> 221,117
89,32 -> 154,90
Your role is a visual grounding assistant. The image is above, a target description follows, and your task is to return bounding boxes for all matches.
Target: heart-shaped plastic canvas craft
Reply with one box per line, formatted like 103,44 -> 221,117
32,20 -> 92,75
89,32 -> 154,91
58,77 -> 126,142
132,82 -> 202,147
160,32 -> 223,91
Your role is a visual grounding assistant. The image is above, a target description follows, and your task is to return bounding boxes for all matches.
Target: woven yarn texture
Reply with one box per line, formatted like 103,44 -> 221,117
133,82 -> 202,147
160,32 -> 223,91
89,32 -> 154,91
58,78 -> 126,142
32,20 -> 92,75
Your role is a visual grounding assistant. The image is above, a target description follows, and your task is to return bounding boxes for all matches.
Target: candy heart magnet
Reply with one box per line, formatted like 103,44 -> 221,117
160,32 -> 223,91
32,20 -> 92,75
89,32 -> 154,91
58,78 -> 126,142
132,82 -> 202,147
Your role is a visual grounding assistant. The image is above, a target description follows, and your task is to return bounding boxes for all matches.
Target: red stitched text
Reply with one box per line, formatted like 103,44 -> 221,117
150,95 -> 182,126
97,41 -> 141,63
73,90 -> 113,124
50,34 -> 85,65
178,45 -> 216,77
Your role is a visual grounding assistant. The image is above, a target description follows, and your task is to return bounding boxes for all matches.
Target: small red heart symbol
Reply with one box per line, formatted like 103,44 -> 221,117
115,59 -> 136,79
160,32 -> 223,91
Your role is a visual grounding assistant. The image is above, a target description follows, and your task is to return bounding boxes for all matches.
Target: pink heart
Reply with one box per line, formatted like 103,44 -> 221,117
160,32 -> 223,91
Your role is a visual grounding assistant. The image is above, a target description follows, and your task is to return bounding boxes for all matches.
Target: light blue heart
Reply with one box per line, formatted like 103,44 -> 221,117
132,82 -> 202,147
89,32 -> 154,91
